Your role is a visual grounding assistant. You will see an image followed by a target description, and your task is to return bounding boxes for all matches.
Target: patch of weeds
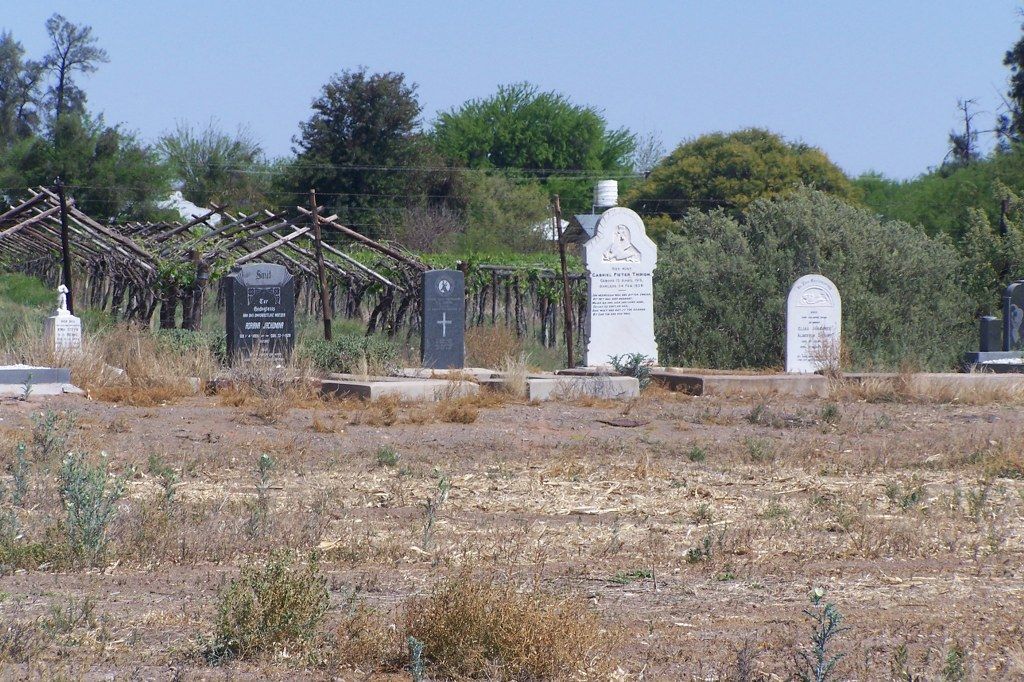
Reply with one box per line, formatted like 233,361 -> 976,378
246,453 -> 274,540
758,500 -> 791,520
206,551 -> 329,662
0,612 -> 43,663
793,588 -> 847,682
874,413 -> 892,430
31,409 -> 76,463
966,481 -> 991,521
422,476 -> 451,551
404,571 -> 606,679
58,452 -> 131,567
9,443 -> 29,506
685,532 -> 716,564
884,479 -> 924,511
610,352 -> 654,390
43,595 -> 97,635
820,403 -> 841,425
746,402 -> 781,427
744,437 -> 775,464
333,593 -> 399,672
942,642 -> 967,681
147,453 -> 178,506
691,502 -> 714,524
890,643 -> 923,681
376,445 -> 400,468
686,445 -> 707,463
609,568 -> 653,585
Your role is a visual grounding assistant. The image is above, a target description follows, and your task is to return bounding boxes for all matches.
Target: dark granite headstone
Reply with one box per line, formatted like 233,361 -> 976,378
980,316 -> 1001,353
421,269 -> 465,369
1004,282 -> 1024,351
224,263 -> 295,364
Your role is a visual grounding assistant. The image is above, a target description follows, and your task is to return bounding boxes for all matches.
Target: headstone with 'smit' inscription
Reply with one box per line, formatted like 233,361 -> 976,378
421,269 -> 465,369
786,274 -> 841,373
224,263 -> 295,364
581,206 -> 658,366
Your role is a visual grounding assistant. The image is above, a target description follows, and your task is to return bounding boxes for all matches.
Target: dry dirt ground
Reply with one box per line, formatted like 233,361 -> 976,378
0,388 -> 1023,680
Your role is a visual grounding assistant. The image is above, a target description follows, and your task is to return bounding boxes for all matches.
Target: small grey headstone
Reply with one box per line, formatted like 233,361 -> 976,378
224,263 -> 295,364
980,315 -> 1001,353
421,269 -> 465,369
1004,282 -> 1024,351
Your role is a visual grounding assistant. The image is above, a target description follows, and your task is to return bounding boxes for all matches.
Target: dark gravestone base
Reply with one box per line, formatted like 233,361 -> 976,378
421,270 -> 465,369
224,263 -> 295,365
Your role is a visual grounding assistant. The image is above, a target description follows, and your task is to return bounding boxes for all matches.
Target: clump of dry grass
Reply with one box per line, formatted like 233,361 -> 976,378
349,395 -> 400,426
404,571 -> 608,680
829,372 -> 1024,405
333,599 -> 401,672
466,325 -> 523,369
219,347 -> 321,420
25,325 -> 213,406
498,352 -> 529,398
436,397 -> 479,424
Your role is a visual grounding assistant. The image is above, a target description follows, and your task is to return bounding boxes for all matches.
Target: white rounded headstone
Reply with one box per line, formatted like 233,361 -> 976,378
786,274 -> 841,373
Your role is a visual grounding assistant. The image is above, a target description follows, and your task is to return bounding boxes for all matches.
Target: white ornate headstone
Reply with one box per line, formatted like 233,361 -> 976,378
44,284 -> 82,353
581,206 -> 658,366
786,274 -> 841,373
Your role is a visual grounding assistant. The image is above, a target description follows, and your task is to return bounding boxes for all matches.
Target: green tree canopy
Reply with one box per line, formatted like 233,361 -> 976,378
0,112 -> 169,220
42,13 -> 108,123
0,32 -> 43,147
432,83 -> 635,213
286,67 -> 429,235
158,121 -> 271,211
626,128 -> 855,219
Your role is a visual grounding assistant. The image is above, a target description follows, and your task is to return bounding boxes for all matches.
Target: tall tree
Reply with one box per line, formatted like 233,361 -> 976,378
288,67 -> 426,235
0,32 -> 43,146
158,120 -> 270,210
626,128 -> 854,220
42,14 -> 108,122
433,83 -> 635,213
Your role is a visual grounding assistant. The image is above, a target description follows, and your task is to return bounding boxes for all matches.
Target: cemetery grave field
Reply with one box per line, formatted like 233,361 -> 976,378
0,387 -> 1022,679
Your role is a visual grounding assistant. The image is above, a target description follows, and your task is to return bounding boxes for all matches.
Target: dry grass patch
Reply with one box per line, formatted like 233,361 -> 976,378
405,571 -> 609,680
466,324 -> 523,369
831,373 -> 1024,405
333,600 -> 402,673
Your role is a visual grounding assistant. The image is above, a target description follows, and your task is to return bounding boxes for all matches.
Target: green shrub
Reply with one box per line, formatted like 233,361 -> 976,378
58,452 -> 131,566
654,188 -> 973,370
154,328 -> 226,363
207,551 -> 329,661
299,333 -> 399,375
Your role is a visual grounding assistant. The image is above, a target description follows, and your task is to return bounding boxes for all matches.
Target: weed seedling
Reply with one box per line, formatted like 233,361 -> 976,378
686,446 -> 707,463
745,437 -> 775,463
942,642 -> 967,681
376,445 -> 400,468
609,568 -> 653,585
794,588 -> 847,682
246,453 -> 274,540
9,443 -> 29,507
610,353 -> 654,390
820,403 -> 841,425
422,476 -> 451,551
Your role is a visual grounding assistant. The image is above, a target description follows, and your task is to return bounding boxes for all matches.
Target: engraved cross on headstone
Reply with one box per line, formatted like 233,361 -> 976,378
437,312 -> 452,337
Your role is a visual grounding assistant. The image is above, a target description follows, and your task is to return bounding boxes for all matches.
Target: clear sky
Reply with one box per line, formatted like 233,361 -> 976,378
6,1 -> 1022,179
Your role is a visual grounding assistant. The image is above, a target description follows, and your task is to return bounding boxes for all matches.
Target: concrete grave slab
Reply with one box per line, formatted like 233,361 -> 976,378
320,374 -> 479,402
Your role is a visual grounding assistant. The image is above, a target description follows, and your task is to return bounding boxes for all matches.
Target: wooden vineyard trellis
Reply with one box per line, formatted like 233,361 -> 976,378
0,187 -> 588,348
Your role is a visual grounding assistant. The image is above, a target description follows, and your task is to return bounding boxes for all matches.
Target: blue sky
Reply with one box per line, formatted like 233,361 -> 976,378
6,1 -> 1022,179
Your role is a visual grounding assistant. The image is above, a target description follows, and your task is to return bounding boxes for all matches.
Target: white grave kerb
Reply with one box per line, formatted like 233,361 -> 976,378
44,284 -> 83,353
786,274 -> 841,373
581,206 -> 658,366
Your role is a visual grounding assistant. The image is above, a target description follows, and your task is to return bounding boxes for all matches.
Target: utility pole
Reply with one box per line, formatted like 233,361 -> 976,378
309,189 -> 332,340
55,177 -> 74,314
553,195 -> 574,367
